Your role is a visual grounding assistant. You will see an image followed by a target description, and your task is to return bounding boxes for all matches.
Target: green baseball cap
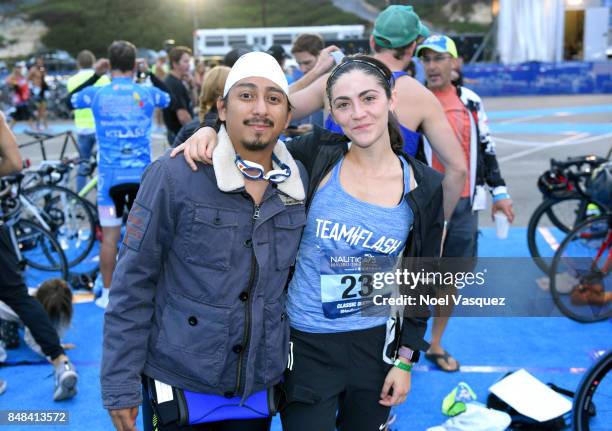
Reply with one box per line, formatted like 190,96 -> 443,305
372,5 -> 430,49
416,34 -> 459,58
402,5 -> 430,38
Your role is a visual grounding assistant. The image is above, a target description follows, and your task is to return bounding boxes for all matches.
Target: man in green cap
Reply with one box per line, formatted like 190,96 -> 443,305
371,4 -> 430,49
304,4 -> 467,223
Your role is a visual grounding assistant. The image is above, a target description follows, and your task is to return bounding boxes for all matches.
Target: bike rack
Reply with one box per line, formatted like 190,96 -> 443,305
18,130 -> 80,161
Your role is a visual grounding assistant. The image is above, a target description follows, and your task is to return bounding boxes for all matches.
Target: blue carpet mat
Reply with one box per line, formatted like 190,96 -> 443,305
1,227 -> 610,430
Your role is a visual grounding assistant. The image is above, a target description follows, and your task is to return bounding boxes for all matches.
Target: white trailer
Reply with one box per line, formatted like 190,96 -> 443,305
193,25 -> 365,57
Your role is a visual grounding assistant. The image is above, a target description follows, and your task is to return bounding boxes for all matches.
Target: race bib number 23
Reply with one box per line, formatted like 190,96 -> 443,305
320,253 -> 392,319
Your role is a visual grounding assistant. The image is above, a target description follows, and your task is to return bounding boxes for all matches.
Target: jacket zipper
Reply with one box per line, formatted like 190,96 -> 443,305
235,201 -> 260,395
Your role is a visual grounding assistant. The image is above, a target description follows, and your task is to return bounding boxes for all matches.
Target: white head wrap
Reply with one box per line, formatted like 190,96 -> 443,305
223,51 -> 289,97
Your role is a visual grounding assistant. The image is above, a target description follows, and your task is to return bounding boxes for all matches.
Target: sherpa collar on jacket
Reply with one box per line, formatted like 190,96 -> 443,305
212,125 -> 305,201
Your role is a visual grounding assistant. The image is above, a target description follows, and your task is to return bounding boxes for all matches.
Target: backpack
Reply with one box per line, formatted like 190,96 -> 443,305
486,379 -> 595,430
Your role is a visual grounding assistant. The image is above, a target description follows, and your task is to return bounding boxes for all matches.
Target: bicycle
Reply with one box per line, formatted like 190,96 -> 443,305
528,155 -> 608,274
19,129 -> 99,214
548,203 -> 611,322
20,159 -> 101,289
19,161 -> 97,267
0,175 -> 69,283
547,160 -> 611,323
572,350 -> 611,431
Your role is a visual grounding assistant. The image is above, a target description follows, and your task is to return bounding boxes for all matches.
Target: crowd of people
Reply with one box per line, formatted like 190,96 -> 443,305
0,3 -> 518,431
2,56 -> 51,131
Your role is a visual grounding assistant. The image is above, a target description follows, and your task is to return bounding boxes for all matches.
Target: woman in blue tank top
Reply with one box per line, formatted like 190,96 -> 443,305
281,57 -> 436,431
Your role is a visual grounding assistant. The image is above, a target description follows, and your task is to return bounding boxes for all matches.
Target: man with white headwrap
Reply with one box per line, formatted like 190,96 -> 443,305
101,52 -> 307,431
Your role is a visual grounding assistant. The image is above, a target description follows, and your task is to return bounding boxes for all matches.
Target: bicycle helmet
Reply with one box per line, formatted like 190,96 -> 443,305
537,169 -> 573,198
587,161 -> 612,209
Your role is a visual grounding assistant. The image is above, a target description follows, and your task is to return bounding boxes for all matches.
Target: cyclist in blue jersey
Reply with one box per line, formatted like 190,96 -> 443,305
71,41 -> 170,309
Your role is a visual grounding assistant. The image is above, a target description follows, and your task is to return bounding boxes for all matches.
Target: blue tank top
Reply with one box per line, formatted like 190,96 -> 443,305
287,155 -> 414,333
324,71 -> 421,156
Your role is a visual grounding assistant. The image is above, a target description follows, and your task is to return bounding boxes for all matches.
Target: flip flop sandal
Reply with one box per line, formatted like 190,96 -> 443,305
425,350 -> 460,372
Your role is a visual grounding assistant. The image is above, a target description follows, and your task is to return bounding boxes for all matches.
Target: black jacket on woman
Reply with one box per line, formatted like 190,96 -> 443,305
173,107 -> 218,147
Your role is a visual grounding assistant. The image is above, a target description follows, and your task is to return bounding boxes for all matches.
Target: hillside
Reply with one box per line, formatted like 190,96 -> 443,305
0,15 -> 47,58
3,0 -> 492,60
14,0 -> 366,57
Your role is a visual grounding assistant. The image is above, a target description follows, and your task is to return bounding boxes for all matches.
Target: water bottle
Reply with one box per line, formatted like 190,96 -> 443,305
494,212 -> 509,239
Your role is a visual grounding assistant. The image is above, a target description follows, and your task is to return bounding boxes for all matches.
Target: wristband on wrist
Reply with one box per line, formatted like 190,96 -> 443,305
493,193 -> 511,203
393,358 -> 413,372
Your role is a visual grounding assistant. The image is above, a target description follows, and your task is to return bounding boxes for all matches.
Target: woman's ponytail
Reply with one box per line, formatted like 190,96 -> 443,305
388,112 -> 404,154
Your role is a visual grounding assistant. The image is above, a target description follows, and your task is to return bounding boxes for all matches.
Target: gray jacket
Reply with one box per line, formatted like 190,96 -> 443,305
101,127 -> 307,409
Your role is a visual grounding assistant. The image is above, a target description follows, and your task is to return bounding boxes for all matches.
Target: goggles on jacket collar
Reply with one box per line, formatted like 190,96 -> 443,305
234,153 -> 291,184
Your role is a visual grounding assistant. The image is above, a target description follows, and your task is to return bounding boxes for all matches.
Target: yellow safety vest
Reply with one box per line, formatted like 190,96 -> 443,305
66,70 -> 110,130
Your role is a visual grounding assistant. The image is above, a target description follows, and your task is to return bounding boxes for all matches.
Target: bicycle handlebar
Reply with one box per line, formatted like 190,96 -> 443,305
23,130 -> 58,140
551,155 -> 607,171
549,156 -> 607,193
0,174 -> 23,211
29,158 -> 96,182
0,182 -> 12,198
0,178 -> 22,222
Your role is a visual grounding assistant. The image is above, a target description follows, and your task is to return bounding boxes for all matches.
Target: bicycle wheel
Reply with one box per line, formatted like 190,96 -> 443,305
528,196 -> 590,273
573,350 -> 612,431
14,219 -> 69,282
549,216 -> 611,322
23,184 -> 96,267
